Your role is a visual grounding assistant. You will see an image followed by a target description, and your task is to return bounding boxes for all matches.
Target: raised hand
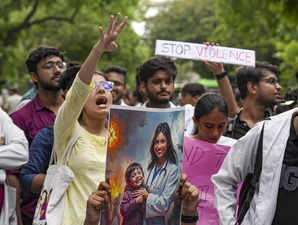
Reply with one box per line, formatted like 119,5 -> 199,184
78,13 -> 128,85
202,42 -> 224,75
97,13 -> 128,53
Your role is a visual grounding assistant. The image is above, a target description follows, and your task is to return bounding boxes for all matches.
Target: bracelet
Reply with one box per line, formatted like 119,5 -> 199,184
215,71 -> 227,80
181,214 -> 199,223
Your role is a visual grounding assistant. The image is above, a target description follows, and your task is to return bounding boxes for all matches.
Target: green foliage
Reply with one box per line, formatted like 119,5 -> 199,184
145,0 -> 298,89
0,0 -> 148,92
276,40 -> 298,88
144,0 -> 218,81
215,0 -> 298,88
267,0 -> 298,25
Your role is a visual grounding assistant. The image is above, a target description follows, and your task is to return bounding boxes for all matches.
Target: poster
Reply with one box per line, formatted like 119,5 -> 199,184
155,39 -> 256,67
102,105 -> 185,225
182,136 -> 231,225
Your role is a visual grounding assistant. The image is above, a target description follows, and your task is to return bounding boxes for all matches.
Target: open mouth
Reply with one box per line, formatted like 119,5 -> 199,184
96,96 -> 108,106
136,178 -> 143,184
156,150 -> 163,155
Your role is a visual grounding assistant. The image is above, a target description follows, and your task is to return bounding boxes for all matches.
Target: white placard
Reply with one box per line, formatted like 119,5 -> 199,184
155,40 -> 255,67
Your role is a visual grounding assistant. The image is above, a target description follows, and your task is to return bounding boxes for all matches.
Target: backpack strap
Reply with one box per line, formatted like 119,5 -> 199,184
251,122 -> 264,186
236,121 -> 265,224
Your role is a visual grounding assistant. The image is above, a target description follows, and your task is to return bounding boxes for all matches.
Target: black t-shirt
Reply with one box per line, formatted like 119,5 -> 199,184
224,110 -> 271,140
272,113 -> 298,225
224,114 -> 250,140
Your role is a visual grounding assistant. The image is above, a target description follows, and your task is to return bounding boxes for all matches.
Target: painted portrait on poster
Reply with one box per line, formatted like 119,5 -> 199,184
102,105 -> 185,225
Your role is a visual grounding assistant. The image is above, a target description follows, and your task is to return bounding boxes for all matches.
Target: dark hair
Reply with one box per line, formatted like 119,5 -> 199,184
148,122 -> 177,170
138,57 -> 177,83
125,162 -> 144,184
103,66 -> 127,83
181,83 -> 206,97
236,61 -> 279,99
284,88 -> 298,101
193,93 -> 228,135
59,65 -> 81,91
135,67 -> 147,104
66,61 -> 81,68
25,45 -> 64,73
275,88 -> 298,114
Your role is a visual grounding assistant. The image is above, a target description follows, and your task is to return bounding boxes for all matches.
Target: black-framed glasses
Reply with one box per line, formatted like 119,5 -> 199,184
41,61 -> 65,70
261,77 -> 279,86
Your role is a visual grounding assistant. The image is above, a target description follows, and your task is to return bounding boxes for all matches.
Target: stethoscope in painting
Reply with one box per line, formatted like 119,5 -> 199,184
145,160 -> 168,189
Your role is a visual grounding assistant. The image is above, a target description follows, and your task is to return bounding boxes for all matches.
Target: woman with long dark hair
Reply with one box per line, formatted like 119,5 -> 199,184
192,93 -> 235,146
134,122 -> 179,225
183,92 -> 235,225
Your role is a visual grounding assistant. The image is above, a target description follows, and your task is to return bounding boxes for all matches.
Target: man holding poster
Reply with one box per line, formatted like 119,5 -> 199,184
137,56 -> 195,136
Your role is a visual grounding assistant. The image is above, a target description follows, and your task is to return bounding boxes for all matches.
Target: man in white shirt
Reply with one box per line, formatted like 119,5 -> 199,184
138,56 -> 194,136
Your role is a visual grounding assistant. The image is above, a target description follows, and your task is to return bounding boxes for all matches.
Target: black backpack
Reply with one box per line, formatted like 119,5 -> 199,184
236,123 -> 265,224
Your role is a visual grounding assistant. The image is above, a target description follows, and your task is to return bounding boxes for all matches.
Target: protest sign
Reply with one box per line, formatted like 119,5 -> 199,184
155,40 -> 255,67
182,136 -> 231,225
101,105 -> 185,225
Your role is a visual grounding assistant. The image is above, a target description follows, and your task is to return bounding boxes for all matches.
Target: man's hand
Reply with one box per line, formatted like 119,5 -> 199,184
84,182 -> 111,225
96,13 -> 128,54
179,174 -> 200,216
201,42 -> 225,75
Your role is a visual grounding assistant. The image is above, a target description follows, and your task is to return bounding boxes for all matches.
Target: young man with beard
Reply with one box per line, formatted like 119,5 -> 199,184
138,56 -> 195,136
10,46 -> 65,225
103,65 -> 128,106
11,46 -> 65,145
224,62 -> 282,139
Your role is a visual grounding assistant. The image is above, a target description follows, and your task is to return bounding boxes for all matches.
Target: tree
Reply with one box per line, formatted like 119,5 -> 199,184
0,0 -> 148,91
144,0 -> 298,89
215,0 -> 298,88
144,0 -> 219,81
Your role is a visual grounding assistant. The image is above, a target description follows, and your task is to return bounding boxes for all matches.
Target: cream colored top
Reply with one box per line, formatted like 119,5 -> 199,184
54,76 -> 107,225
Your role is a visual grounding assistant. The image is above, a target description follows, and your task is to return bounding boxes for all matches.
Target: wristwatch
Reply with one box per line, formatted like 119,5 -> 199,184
215,71 -> 227,80
181,211 -> 199,223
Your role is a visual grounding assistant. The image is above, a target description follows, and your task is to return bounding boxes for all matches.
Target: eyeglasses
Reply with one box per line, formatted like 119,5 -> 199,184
90,80 -> 114,91
261,77 -> 279,86
41,61 -> 66,70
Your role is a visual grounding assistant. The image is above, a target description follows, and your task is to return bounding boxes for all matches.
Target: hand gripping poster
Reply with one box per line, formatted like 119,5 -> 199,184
101,105 -> 185,225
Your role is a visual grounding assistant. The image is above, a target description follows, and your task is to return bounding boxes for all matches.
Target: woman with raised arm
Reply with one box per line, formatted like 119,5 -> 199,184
53,13 -> 127,225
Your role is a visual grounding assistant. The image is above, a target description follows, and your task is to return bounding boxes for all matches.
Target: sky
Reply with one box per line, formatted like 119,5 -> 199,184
132,0 -> 167,36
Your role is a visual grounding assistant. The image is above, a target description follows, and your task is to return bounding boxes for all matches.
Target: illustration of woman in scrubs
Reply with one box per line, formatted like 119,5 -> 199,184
133,122 -> 179,225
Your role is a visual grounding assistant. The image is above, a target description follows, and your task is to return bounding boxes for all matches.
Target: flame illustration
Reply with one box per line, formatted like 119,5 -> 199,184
108,119 -> 121,157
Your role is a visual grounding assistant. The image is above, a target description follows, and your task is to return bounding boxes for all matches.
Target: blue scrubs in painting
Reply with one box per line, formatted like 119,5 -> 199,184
145,161 -> 179,225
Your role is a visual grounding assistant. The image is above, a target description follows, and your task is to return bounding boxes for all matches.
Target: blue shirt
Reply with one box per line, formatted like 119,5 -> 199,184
20,125 -> 53,193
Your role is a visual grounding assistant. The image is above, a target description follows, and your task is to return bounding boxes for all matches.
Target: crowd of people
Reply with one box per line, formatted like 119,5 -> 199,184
0,12 -> 297,225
